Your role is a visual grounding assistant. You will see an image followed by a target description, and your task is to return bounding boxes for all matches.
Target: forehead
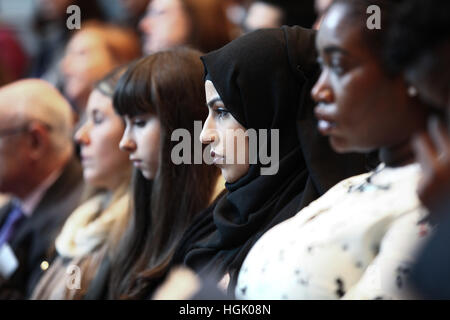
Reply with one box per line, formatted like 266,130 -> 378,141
316,3 -> 363,54
0,100 -> 26,127
150,0 -> 180,10
86,90 -> 114,113
0,111 -> 23,128
205,80 -> 221,101
68,30 -> 105,51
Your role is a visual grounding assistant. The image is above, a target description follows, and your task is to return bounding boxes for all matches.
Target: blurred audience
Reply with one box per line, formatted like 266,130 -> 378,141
118,0 -> 150,28
139,0 -> 233,55
243,0 -> 316,33
0,79 -> 84,299
29,0 -> 106,83
31,67 -> 132,300
60,21 -> 141,118
0,23 -> 28,85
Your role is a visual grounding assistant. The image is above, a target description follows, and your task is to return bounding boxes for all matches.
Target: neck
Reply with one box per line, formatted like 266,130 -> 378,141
379,139 -> 416,168
16,153 -> 69,201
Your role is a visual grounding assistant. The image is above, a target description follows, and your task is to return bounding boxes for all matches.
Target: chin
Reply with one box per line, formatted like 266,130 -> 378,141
221,169 -> 235,184
140,169 -> 155,180
329,136 -> 352,154
330,136 -> 375,154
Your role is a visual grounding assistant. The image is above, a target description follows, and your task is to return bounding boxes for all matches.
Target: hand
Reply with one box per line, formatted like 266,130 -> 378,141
413,117 -> 450,216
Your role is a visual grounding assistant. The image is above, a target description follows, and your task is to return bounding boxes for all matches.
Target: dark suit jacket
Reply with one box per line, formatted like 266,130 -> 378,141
411,205 -> 450,299
0,157 -> 84,299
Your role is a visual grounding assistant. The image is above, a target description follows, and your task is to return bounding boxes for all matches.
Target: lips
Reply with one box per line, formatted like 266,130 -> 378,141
80,155 -> 93,167
211,150 -> 225,165
130,158 -> 143,168
315,104 -> 337,135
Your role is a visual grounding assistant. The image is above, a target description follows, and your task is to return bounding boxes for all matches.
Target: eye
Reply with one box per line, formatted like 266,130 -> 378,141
330,57 -> 347,76
92,111 -> 104,125
214,108 -> 230,120
331,65 -> 345,76
132,118 -> 147,127
317,56 -> 324,67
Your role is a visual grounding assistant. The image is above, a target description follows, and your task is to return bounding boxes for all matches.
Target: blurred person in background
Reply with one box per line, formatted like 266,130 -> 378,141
118,0 -> 150,29
243,0 -> 316,33
31,66 -> 132,300
29,0 -> 105,83
0,22 -> 28,84
0,79 -> 84,299
385,0 -> 450,299
60,21 -> 141,118
139,0 -> 233,55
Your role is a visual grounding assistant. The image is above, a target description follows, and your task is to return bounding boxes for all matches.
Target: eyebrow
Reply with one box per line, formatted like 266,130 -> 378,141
206,97 -> 223,108
323,45 -> 351,56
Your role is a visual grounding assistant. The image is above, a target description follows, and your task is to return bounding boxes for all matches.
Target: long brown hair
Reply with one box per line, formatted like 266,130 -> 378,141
109,48 -> 220,299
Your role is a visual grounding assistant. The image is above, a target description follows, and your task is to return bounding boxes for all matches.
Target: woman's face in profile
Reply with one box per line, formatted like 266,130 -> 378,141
61,30 -> 116,111
119,113 -> 161,180
139,0 -> 191,55
311,2 -> 427,154
201,80 -> 249,183
75,90 -> 131,189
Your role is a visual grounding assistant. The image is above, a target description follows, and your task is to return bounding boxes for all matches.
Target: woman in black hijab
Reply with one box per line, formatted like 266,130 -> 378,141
160,26 -> 370,297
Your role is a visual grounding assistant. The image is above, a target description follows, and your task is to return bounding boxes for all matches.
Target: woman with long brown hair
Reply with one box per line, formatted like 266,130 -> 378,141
105,48 -> 222,299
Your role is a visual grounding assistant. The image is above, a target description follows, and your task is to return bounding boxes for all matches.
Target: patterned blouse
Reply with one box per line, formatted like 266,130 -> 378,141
236,163 -> 431,300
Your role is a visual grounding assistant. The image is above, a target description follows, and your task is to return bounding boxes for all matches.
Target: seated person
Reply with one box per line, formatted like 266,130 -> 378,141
31,67 -> 133,300
103,49 -> 223,300
237,0 -> 434,300
139,0 -> 233,55
0,79 -> 84,299
60,21 -> 141,118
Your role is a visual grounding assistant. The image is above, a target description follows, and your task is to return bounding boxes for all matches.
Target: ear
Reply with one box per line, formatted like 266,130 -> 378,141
27,122 -> 51,161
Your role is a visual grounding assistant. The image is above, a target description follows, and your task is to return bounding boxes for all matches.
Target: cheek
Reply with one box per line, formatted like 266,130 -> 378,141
94,125 -> 126,162
167,12 -> 190,43
139,126 -> 161,164
148,128 -> 161,164
335,71 -> 383,129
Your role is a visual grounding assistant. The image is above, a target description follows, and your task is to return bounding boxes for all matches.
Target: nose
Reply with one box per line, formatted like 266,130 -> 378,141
74,122 -> 90,146
200,114 -> 218,145
311,70 -> 334,103
139,14 -> 152,34
60,54 -> 71,75
119,129 -> 137,153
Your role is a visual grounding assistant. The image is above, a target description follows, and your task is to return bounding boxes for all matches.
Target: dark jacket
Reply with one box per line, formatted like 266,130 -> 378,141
0,157 -> 84,299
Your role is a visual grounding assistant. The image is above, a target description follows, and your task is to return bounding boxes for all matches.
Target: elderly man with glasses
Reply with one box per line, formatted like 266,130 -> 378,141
0,79 -> 84,299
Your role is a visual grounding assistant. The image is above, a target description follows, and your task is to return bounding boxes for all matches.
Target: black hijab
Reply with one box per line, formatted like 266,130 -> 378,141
167,26 -> 371,297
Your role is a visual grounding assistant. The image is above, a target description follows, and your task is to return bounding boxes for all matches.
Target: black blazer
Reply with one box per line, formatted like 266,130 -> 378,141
0,157 -> 84,299
411,205 -> 450,299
